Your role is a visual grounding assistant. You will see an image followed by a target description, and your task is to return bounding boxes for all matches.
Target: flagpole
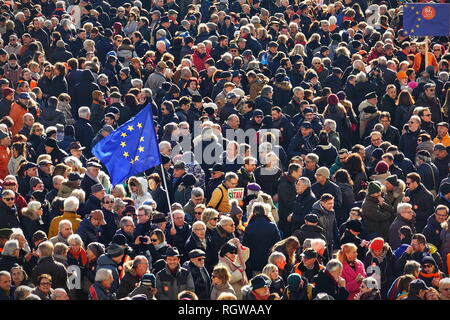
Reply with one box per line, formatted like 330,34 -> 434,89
425,36 -> 429,68
160,163 -> 174,227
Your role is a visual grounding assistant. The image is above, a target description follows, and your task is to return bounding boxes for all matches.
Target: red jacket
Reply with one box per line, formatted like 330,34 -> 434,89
0,145 -> 11,179
192,49 -> 211,72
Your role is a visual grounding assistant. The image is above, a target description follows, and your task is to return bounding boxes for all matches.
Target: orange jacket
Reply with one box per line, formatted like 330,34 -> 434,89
0,145 -> 11,179
413,52 -> 438,73
9,102 -> 28,135
17,79 -> 38,90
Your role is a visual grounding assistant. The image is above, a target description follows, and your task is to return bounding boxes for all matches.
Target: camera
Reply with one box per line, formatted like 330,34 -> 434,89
140,236 -> 148,243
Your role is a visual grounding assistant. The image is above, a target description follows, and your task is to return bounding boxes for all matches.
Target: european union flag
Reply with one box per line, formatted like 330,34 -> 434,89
403,3 -> 450,36
92,104 -> 161,185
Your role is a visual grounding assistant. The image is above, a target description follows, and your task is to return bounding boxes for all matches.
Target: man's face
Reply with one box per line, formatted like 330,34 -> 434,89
137,209 -> 149,224
2,194 -> 15,207
315,173 -> 326,185
271,110 -> 281,121
371,134 -> 382,147
166,256 -> 180,270
253,286 -> 270,297
192,195 -> 204,206
300,127 -> 312,137
102,196 -> 115,211
408,119 -> 420,132
387,87 -> 396,99
440,283 -> 450,299
0,275 -> 11,292
406,178 -> 418,191
411,239 -> 425,253
225,178 -> 238,189
339,153 -> 348,164
193,223 -> 206,239
191,256 -> 205,268
421,110 -> 432,123
435,209 -> 449,224
244,162 -> 256,173
88,167 -> 100,178
437,126 -> 448,137
425,87 -> 436,98
222,220 -> 236,234
60,224 -> 73,238
302,256 -> 316,268
380,116 -> 390,129
173,213 -> 185,227
322,199 -> 334,211
400,207 -> 415,221
93,190 -> 105,200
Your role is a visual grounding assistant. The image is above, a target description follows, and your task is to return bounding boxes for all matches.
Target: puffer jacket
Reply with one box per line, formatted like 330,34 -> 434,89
384,180 -> 406,222
273,81 -> 292,109
39,104 -> 66,128
249,74 -> 269,101
341,260 -> 367,300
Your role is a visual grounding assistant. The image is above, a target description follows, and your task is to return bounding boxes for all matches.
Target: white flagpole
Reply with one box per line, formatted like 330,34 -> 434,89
159,163 -> 174,226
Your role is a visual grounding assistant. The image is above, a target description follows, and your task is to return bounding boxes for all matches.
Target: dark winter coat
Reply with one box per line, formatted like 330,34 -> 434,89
76,218 -> 102,246
73,118 -> 95,151
423,214 -> 443,250
0,201 -> 21,229
312,270 -> 349,300
311,180 -> 343,209
311,200 -> 340,249
31,256 -> 68,290
388,214 -> 416,250
291,188 -> 317,229
242,215 -> 281,273
405,183 -> 435,233
72,70 -> 100,111
361,195 -> 393,240
277,173 -> 297,236
96,254 -> 120,293
183,261 -> 211,300
294,224 -> 326,247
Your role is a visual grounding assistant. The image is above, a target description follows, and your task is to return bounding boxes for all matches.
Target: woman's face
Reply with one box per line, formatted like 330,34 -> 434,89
39,279 -> 52,294
86,248 -> 96,261
11,269 -> 24,284
23,71 -> 31,80
212,273 -> 222,285
425,291 -> 440,300
36,207 -> 43,216
150,234 -> 161,245
346,248 -> 357,262
189,81 -> 197,90
270,268 -> 279,280
148,179 -> 157,191
70,242 -> 81,253
99,77 -> 108,86
208,217 -> 218,227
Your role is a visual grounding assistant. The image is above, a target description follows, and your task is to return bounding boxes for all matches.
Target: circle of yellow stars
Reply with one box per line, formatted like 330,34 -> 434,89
119,122 -> 146,165
403,4 -> 422,34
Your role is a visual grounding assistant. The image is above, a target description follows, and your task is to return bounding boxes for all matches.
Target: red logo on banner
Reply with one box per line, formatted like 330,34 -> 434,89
422,6 -> 436,20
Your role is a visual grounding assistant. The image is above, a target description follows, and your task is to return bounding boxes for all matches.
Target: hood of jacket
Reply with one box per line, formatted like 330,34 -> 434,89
128,176 -> 148,197
274,81 -> 292,91
316,143 -> 334,151
97,254 -> 117,268
390,179 -> 406,198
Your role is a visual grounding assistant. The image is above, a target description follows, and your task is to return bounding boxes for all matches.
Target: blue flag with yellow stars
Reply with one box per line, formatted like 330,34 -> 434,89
403,3 -> 450,36
92,104 -> 161,185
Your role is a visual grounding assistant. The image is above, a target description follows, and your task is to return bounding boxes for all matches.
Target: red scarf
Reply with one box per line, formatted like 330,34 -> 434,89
69,247 -> 87,266
252,291 -> 269,300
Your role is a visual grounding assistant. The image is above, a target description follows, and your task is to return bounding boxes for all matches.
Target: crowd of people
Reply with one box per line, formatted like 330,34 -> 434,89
0,0 -> 449,301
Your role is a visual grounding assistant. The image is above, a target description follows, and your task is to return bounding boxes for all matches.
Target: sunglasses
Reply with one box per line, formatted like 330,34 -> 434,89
150,238 -> 158,242
40,282 -> 52,286
103,201 -> 114,204
194,211 -> 203,215
212,217 -> 219,221
3,198 -> 14,201
423,114 -> 431,117
196,257 -> 205,261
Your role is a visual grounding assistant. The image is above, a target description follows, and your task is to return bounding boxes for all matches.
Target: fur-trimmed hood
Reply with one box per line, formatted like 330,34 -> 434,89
123,259 -> 137,276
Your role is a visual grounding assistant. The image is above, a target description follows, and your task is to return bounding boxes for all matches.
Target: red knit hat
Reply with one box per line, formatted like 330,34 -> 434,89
369,237 -> 385,251
375,160 -> 389,174
327,94 -> 339,105
2,87 -> 14,97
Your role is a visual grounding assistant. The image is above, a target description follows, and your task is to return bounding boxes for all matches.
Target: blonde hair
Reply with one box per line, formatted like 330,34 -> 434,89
337,243 -> 358,264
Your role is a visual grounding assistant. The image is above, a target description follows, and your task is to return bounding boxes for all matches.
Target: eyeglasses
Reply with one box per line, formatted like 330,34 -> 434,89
196,257 -> 205,261
103,201 -> 114,204
40,282 -> 52,286
194,228 -> 206,231
212,217 -> 219,221
3,198 -> 14,201
194,211 -> 203,215
434,49 -> 441,51
255,115 -> 263,118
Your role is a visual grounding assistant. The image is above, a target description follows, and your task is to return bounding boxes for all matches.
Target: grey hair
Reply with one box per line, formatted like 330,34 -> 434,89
293,87 -> 304,95
326,259 -> 343,272
138,205 -> 152,217
305,153 -> 319,163
64,156 -> 83,170
439,278 -> 450,288
268,251 -> 285,264
131,79 -> 143,87
172,209 -> 185,219
192,220 -> 206,231
355,71 -> 367,83
14,285 -> 32,300
218,216 -> 233,227
58,219 -> 72,232
191,187 -> 204,198
64,196 -> 79,212
404,260 -> 421,274
224,172 -> 238,181
70,189 -> 85,203
112,184 -> 127,198
52,175 -> 65,185
67,234 -> 83,247
261,85 -> 273,97
397,202 -> 412,215
78,107 -> 91,119
311,238 -> 326,251
262,263 -> 278,277
298,177 -> 311,188
324,119 -> 337,132
221,52 -> 233,61
2,239 -> 19,256
95,268 -> 113,282
51,288 -> 68,300
119,216 -> 133,228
